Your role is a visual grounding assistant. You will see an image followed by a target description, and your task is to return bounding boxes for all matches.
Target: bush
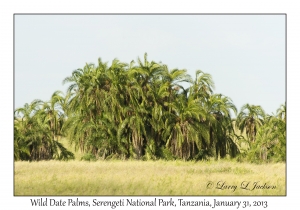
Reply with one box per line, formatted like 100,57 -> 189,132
81,153 -> 97,161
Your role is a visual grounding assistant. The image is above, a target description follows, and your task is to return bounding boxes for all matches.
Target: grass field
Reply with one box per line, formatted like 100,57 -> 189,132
14,160 -> 285,196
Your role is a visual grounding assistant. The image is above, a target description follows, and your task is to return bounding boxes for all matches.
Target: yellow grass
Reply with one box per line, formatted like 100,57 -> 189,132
14,160 -> 285,196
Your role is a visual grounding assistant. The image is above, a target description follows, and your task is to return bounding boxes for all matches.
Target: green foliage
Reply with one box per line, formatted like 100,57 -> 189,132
80,152 -> 97,161
192,149 -> 210,161
236,104 -> 265,143
14,94 -> 74,161
157,146 -> 175,161
237,104 -> 286,163
54,141 -> 75,160
14,53 -> 286,163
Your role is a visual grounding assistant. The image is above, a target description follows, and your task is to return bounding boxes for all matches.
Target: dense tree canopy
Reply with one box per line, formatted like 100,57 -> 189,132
14,53 -> 286,162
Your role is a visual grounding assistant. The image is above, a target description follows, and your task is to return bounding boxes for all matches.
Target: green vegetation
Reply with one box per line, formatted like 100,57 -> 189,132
14,160 -> 285,195
14,53 -> 286,163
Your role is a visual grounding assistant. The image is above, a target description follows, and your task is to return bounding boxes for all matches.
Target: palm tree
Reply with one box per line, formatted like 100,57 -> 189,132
42,91 -> 65,141
129,53 -> 163,89
236,104 -> 265,143
277,102 -> 286,122
247,109 -> 286,162
203,94 -> 238,159
23,55 -> 273,161
189,70 -> 215,101
14,117 -> 30,160
165,92 -> 209,160
15,100 -> 44,160
161,65 -> 192,111
14,99 -> 74,161
63,58 -> 132,159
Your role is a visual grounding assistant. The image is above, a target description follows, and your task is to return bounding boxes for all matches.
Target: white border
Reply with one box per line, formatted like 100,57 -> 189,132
2,0 -> 297,209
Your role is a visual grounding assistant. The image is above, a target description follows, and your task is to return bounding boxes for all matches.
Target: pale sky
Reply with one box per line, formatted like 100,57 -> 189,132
15,14 -> 285,116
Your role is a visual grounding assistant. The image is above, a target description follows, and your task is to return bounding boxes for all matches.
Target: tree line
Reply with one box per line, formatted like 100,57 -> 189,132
14,53 -> 286,162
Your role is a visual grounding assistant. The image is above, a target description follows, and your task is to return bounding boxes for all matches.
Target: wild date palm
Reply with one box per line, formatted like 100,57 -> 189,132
42,90 -> 65,141
129,53 -> 163,91
247,108 -> 286,162
142,66 -> 193,158
165,92 -> 210,160
14,114 -> 30,160
15,53 -> 279,162
117,87 -> 148,159
276,102 -> 286,122
189,70 -> 215,101
14,100 -> 45,160
236,104 -> 265,143
14,99 -> 74,161
138,80 -> 167,159
63,58 -> 131,158
203,94 -> 238,159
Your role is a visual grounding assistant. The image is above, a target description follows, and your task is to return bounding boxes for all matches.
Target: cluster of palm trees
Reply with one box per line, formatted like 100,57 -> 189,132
14,92 -> 74,161
14,53 -> 286,162
241,103 -> 286,162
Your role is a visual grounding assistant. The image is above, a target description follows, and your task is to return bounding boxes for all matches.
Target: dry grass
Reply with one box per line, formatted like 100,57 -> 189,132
14,160 -> 285,196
